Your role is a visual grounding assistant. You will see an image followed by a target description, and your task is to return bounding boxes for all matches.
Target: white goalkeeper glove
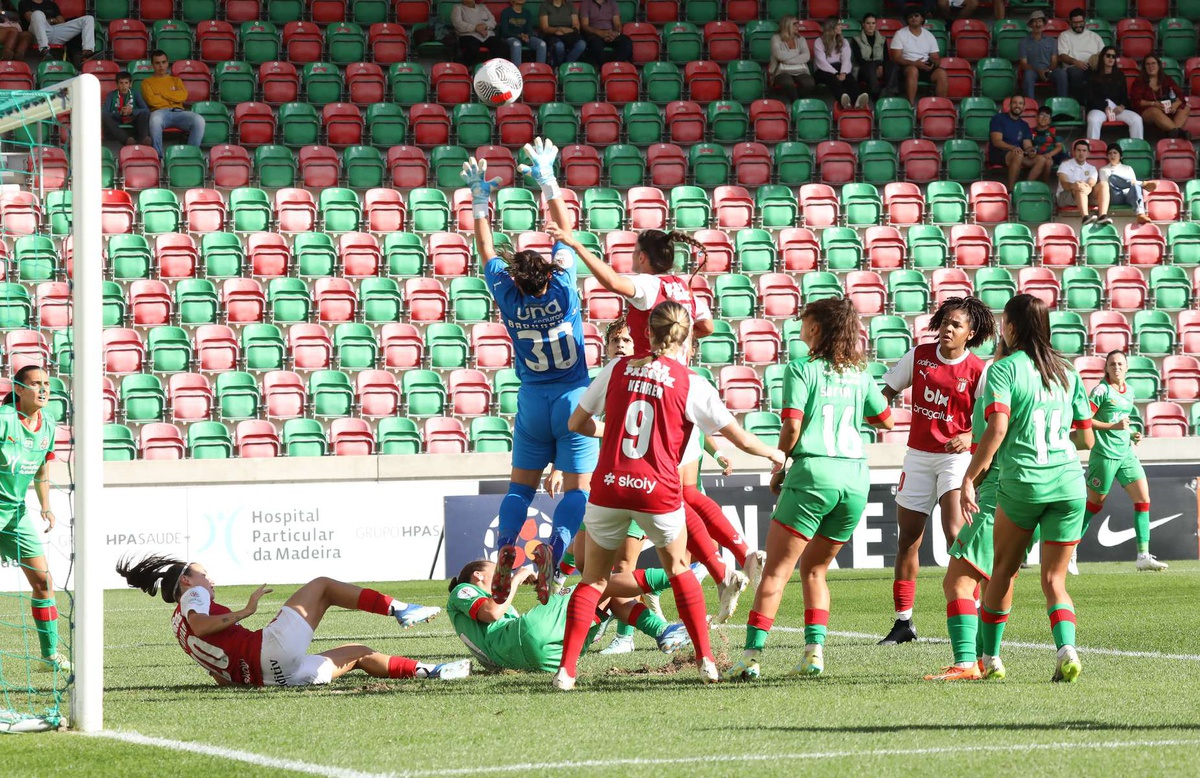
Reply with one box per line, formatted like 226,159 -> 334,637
518,137 -> 561,201
461,157 -> 501,220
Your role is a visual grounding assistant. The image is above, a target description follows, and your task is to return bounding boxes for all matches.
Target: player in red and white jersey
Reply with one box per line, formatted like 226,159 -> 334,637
878,296 -> 995,646
552,301 -> 784,689
546,223 -> 715,356
116,554 -> 468,687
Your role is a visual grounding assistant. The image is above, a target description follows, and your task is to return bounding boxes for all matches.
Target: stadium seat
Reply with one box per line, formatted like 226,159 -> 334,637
665,101 -> 706,145
888,269 -> 930,314
1060,266 -> 1102,312
719,365 -> 763,412
932,267 -> 973,306
714,185 -> 754,229
737,319 -> 782,365
821,226 -> 863,271
147,325 -> 194,373
884,182 -> 925,226
1088,310 -> 1132,354
1146,401 -> 1188,437
707,100 -> 749,143
815,141 -> 856,185
1180,310 -> 1200,355
559,62 -> 599,106
1016,266 -> 1060,309
1134,309 -> 1176,355
869,315 -> 913,362
968,181 -> 1011,225
846,270 -> 887,315
799,184 -> 839,229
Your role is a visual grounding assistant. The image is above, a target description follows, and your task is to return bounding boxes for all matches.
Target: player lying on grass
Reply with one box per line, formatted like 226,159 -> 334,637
554,301 -> 785,689
116,555 -> 468,687
447,560 -> 691,672
960,294 -> 1094,683
726,297 -> 894,681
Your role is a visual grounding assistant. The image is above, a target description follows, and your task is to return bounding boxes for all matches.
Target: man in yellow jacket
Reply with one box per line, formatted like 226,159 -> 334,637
141,49 -> 205,157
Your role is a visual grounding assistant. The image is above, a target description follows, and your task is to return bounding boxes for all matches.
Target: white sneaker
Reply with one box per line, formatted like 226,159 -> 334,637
715,569 -> 749,624
698,657 -> 719,684
552,667 -> 576,690
855,93 -> 869,109
394,603 -> 440,629
840,93 -> 852,109
642,592 -> 664,621
1067,548 -> 1079,576
690,562 -> 709,586
36,652 -> 71,674
599,634 -> 635,655
1052,646 -> 1081,683
744,549 -> 766,594
1136,553 -> 1168,571
429,659 -> 471,680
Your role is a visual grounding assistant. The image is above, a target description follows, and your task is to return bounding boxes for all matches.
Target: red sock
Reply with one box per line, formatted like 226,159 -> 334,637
626,602 -> 647,625
387,655 -> 417,678
972,582 -> 981,602
560,585 -> 603,676
670,571 -> 713,662
559,560 -> 576,576
632,569 -> 651,594
893,580 -> 915,616
357,588 -> 393,616
685,504 -> 727,582
684,485 -> 749,566
804,608 -> 830,626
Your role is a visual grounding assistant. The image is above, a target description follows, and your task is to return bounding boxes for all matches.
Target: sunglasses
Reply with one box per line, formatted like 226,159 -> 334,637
1104,53 -> 1116,59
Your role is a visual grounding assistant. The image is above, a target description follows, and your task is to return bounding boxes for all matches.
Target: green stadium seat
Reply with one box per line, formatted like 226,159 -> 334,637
365,103 -> 407,147
842,183 -> 882,227
1014,181 -> 1053,223
384,232 -> 426,276
781,317 -> 809,361
267,0 -> 305,23
927,181 -> 968,226
559,62 -> 599,105
715,274 -> 756,319
991,19 -> 1024,60
1081,222 -> 1122,266
1049,310 -> 1087,355
1134,310 -> 1175,356
774,142 -> 813,186
698,319 -> 737,365
943,139 -> 984,183
1114,138 -> 1155,181
976,59 -> 1016,101
707,100 -> 748,142
188,421 -> 234,459
800,270 -> 843,302
1062,266 -> 1103,311
453,103 -> 494,148
663,22 -> 702,62
152,19 -> 193,61
176,278 -> 220,324
603,144 -> 645,188
389,62 -> 429,106
1087,18 -> 1116,48
742,411 -> 781,448
755,184 -> 796,228
239,22 -> 281,65
108,234 -> 153,280
643,62 -> 683,104
354,277 -> 400,323
249,145 -> 293,188
378,416 -> 423,455
102,280 -> 127,326
164,145 -> 206,188
821,226 -> 864,270
96,0 -> 130,22
792,98 -> 832,142
669,186 -> 710,230
402,369 -> 446,417
408,188 -> 451,233
284,418 -> 327,456
496,187 -> 538,232
1125,355 -> 1160,402
279,102 -> 321,147
53,330 -> 73,375
300,62 -> 343,106
317,188 -> 361,233
689,143 -> 729,187
138,188 -> 182,234
726,60 -> 765,102
744,20 -> 775,63
449,276 -> 492,322
291,232 -> 336,278
309,370 -> 354,417
888,269 -> 931,314
1159,18 -> 1196,60
1150,265 -> 1191,310
342,145 -> 385,188
327,21 -> 366,64
121,374 -> 166,422
242,324 -> 286,372
104,423 -> 136,461
426,322 -> 469,369
470,416 -> 513,453
582,187 -> 625,231
36,60 -> 76,89
45,190 -> 70,236
148,325 -> 193,373
735,228 -> 776,273
14,235 -> 57,282
190,102 -> 231,146
228,186 -> 272,233
858,140 -> 898,185
540,103 -> 580,146
975,267 -> 1017,312
215,61 -> 256,104
959,97 -> 998,141
1043,96 -> 1084,131
492,369 -> 520,416
1169,223 -> 1200,266
101,147 -> 117,188
763,363 -> 786,410
268,277 -> 312,322
869,315 -> 913,361
875,97 -> 914,142
994,223 -> 1036,267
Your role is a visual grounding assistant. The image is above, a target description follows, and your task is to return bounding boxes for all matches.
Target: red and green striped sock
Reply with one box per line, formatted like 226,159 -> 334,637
1081,500 -> 1103,538
1133,502 -> 1151,555
947,598 -> 979,665
31,598 -> 58,658
804,608 -> 829,646
979,605 -> 1010,658
633,567 -> 672,594
745,609 -> 773,651
1048,603 -> 1076,649
628,602 -> 667,639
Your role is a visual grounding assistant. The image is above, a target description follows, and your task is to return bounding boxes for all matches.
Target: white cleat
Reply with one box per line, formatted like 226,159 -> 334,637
394,603 -> 441,629
429,659 -> 471,680
1052,646 -> 1082,683
981,655 -> 1006,680
642,592 -> 664,621
599,634 -> 635,655
714,569 -> 749,624
655,623 -> 692,654
590,614 -> 613,645
552,667 -> 576,691
744,549 -> 766,594
698,657 -> 719,684
789,644 -> 824,677
1067,548 -> 1079,576
36,652 -> 71,675
1136,554 -> 1168,571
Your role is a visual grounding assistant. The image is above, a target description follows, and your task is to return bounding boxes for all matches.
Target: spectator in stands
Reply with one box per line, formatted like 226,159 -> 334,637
1032,104 -> 1067,173
813,17 -> 867,109
102,71 -> 151,147
1018,11 -> 1058,99
1096,145 -> 1156,225
141,50 -> 205,158
500,0 -> 546,66
1084,46 -> 1144,140
0,10 -> 34,60
770,16 -> 815,102
452,0 -> 506,67
989,93 -> 1049,190
1056,138 -> 1099,220
539,0 -> 586,67
851,13 -> 888,101
580,0 -> 632,65
936,0 -> 980,21
1130,55 -> 1191,140
889,9 -> 947,104
1053,8 -> 1103,98
17,0 -> 94,62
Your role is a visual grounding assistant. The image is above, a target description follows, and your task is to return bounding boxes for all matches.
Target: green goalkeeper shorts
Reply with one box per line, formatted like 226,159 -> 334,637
516,593 -> 569,673
0,506 -> 43,565
1085,453 -> 1146,495
772,457 -> 868,544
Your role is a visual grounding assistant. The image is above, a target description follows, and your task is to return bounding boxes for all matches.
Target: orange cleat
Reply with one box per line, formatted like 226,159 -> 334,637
923,664 -> 983,681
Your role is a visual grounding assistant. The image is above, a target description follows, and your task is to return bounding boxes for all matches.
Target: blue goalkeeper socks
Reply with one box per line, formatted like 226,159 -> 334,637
550,489 -> 588,568
497,482 -> 536,550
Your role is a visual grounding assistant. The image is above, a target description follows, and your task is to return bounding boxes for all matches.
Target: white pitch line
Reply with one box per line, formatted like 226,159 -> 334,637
90,730 -> 396,778
391,739 -> 1200,777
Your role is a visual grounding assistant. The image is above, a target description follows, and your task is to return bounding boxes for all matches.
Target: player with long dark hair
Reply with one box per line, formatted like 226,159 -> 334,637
0,365 -> 68,673
878,297 -> 994,646
115,555 -> 463,686
464,138 -> 596,606
960,294 -> 1093,682
726,298 -> 894,680
554,301 -> 784,689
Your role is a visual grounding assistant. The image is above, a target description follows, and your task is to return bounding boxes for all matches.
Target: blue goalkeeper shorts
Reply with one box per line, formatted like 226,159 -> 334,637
512,382 -> 598,475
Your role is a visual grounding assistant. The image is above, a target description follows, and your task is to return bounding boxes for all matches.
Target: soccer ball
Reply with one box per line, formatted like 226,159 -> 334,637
473,58 -> 524,106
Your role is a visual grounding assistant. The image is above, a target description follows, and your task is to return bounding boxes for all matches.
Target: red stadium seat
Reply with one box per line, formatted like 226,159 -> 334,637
1180,310 -> 1200,356
36,282 -> 71,329
627,186 -> 669,230
1157,140 -> 1196,183
601,62 -> 640,105
718,365 -> 762,411
623,22 -> 661,63
368,23 -> 409,64
689,274 -> 713,313
295,145 -> 340,189
644,0 -> 678,23
750,99 -> 790,143
815,141 -> 856,185
260,61 -> 300,105
315,277 -> 357,323
899,139 -> 940,183
331,418 -> 375,456
917,97 -> 957,140
584,278 -> 624,321
289,323 -> 334,369
665,101 -> 706,144
223,278 -> 267,323
263,370 -> 307,419
1018,267 -> 1061,308
1136,0 -> 1169,19
884,182 -> 925,225
1163,356 -> 1200,401
195,324 -> 239,372
102,378 -> 118,423
404,277 -> 448,321
834,103 -> 872,141
322,103 -> 364,148
173,60 -> 211,103
1037,223 -> 1078,266
582,322 -> 603,368
236,420 -> 281,458
225,0 -> 261,22
932,268 -> 973,305
559,144 -> 602,188
514,231 -> 553,263
496,103 -> 536,147
425,417 -> 468,454
364,188 -> 406,232
356,370 -> 401,418
542,188 -> 580,229
156,233 -> 199,279
1089,310 -> 1132,354
210,145 -> 253,189
429,232 -> 471,277
757,272 -> 801,317
604,231 -> 636,273
732,142 -> 771,187
339,232 -> 382,277
1106,266 -> 1148,311
581,101 -> 622,145
0,60 -> 34,90
950,18 -> 990,61
1125,223 -> 1165,266
196,21 -> 237,63
948,224 -> 991,267
381,323 -> 424,368
183,188 -> 226,233
471,322 -> 514,369
138,0 -> 172,19
646,143 -> 687,187
4,330 -> 48,372
282,22 -> 325,63
140,423 -> 185,461
0,191 -> 41,236
1116,19 -> 1155,59
939,57 -> 974,99
691,229 -> 733,274
714,185 -> 754,229
799,184 -> 839,229
233,102 -> 277,147
846,270 -> 887,315
1146,401 -> 1188,437
311,0 -> 347,23
682,61 -> 724,104
969,181 -> 1011,225
1074,355 -> 1106,390
168,373 -> 214,422
103,328 -> 146,374
84,59 -> 120,99
119,145 -> 161,191
248,232 -> 291,277
388,145 -> 429,188
725,0 -> 757,21
431,62 -> 472,105
449,369 -> 492,417
703,22 -> 742,63
1145,179 -> 1182,222
865,226 -> 906,270
738,319 -> 782,365
410,103 -> 451,147
518,63 -> 556,105
109,19 -> 149,62
99,190 -> 134,235
779,227 -> 819,272
27,147 -> 67,191
275,188 -> 318,233
451,187 -> 482,232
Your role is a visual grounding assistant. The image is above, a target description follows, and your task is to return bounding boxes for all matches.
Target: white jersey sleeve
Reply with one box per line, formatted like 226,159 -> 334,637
626,273 -> 661,311
685,373 -> 735,435
692,293 -> 713,322
179,586 -> 212,618
883,348 -> 916,392
579,359 -> 619,416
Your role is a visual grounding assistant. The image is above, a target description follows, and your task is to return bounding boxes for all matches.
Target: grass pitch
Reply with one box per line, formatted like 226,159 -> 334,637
6,561 -> 1200,777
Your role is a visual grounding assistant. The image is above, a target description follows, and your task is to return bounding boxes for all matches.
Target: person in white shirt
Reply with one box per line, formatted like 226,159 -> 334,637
1052,8 -> 1103,98
770,16 -> 815,102
1056,138 -> 1098,219
452,0 -> 506,66
889,9 -> 946,104
813,16 -> 868,109
1096,145 -> 1156,225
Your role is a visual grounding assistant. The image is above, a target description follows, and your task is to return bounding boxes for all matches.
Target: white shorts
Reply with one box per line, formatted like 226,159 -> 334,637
585,504 -> 686,551
260,606 -> 335,687
680,426 -> 702,466
894,449 -> 970,515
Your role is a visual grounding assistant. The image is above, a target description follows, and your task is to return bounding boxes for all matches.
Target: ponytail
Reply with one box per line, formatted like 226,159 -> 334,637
633,300 -> 691,366
115,554 -> 190,604
449,560 -> 491,593
1003,294 -> 1069,390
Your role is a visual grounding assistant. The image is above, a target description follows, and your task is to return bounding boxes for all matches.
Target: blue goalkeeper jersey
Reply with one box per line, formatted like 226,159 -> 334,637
484,241 -> 588,387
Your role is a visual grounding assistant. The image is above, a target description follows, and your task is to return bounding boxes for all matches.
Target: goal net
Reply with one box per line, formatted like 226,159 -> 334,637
0,75 -> 103,733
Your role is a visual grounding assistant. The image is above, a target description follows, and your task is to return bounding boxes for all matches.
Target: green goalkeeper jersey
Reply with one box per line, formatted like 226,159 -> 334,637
447,582 -> 526,671
1088,381 -> 1135,461
0,405 -> 55,507
781,356 -> 889,460
981,351 -> 1091,501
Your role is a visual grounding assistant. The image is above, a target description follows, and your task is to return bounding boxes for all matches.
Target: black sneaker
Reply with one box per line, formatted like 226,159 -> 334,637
878,618 -> 918,645
1098,215 -> 1113,226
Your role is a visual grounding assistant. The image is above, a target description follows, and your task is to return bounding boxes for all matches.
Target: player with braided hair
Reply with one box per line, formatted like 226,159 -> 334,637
878,296 -> 995,647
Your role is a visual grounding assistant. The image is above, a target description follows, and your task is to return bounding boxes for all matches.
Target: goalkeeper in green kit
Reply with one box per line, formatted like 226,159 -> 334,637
0,366 -> 69,673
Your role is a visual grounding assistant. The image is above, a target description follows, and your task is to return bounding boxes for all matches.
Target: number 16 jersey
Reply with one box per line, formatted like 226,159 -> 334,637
782,357 -> 890,461
484,242 -> 588,387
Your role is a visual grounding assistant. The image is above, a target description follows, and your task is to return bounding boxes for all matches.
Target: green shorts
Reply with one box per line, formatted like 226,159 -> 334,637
578,520 -> 646,541
950,472 -> 998,579
0,506 -> 42,565
998,477 -> 1086,544
772,457 -> 868,544
1085,454 -> 1146,495
516,593 -> 568,673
